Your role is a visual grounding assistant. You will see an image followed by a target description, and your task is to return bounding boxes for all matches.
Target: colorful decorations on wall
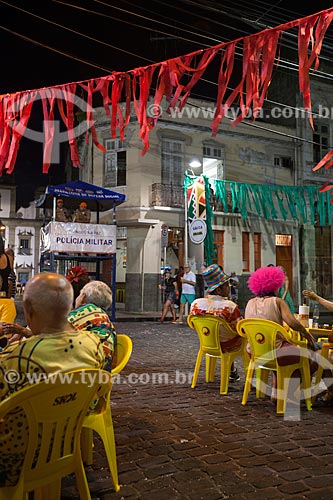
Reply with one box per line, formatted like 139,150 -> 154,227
190,175 -> 333,265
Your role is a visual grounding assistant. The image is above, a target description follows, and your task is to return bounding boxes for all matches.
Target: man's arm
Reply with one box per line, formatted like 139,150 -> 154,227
181,272 -> 196,286
182,278 -> 196,285
303,289 -> 333,311
278,298 -> 315,348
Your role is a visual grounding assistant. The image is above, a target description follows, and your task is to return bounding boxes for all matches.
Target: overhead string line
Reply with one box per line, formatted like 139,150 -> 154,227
0,5 -> 332,177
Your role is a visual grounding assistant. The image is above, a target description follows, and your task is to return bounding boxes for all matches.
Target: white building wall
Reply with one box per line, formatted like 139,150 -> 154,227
89,98 -> 302,312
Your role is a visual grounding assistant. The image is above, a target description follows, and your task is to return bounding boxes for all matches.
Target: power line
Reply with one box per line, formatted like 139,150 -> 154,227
0,25 -> 112,74
92,0 -> 223,44
59,0 -> 333,80
179,0 -> 333,51
4,0 -> 333,85
0,0 -> 155,65
185,98 -> 329,150
54,0 -> 212,48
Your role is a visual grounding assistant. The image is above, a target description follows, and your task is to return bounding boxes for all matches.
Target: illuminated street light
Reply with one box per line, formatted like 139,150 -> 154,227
189,159 -> 202,170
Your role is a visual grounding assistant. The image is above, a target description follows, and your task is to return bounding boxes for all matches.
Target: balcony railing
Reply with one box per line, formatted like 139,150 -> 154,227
151,184 -> 184,208
151,183 -> 230,211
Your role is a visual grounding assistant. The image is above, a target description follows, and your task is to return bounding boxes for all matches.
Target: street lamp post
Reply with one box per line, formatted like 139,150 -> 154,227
184,184 -> 189,266
183,160 -> 201,317
184,159 -> 202,266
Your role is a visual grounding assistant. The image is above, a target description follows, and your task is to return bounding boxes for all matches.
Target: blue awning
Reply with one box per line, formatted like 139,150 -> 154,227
36,180 -> 126,211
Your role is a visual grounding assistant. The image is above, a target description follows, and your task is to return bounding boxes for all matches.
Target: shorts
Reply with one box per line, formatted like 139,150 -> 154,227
180,293 -> 195,305
164,292 -> 175,303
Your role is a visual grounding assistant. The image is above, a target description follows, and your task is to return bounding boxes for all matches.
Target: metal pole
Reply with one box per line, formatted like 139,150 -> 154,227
184,174 -> 188,265
184,173 -> 189,316
111,204 -> 117,322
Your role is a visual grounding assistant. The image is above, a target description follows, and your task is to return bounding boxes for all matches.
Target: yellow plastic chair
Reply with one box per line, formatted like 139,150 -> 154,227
0,368 -> 112,500
312,339 -> 333,402
187,314 -> 249,395
81,334 -> 133,493
236,318 -> 312,414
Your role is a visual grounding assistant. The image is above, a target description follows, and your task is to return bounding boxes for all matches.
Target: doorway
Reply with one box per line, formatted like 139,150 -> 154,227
275,234 -> 293,295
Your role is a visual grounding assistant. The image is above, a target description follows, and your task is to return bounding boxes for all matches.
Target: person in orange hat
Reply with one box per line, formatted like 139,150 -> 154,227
73,201 -> 91,223
55,198 -> 72,222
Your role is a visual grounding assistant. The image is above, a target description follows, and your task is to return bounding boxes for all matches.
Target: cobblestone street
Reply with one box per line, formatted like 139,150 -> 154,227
58,320 -> 333,500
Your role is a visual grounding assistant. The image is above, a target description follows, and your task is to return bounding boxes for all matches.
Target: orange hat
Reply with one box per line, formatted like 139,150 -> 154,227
57,198 -> 63,203
80,202 -> 87,207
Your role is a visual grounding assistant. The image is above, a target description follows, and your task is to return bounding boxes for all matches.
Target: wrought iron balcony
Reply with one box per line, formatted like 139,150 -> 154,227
151,183 -> 184,208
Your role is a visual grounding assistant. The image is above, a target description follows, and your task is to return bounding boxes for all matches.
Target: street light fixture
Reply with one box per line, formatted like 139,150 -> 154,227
189,159 -> 202,170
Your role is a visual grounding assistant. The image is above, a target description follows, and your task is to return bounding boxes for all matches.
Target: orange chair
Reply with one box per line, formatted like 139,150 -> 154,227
81,334 -> 133,493
187,314 -> 249,395
236,318 -> 312,414
0,369 -> 112,500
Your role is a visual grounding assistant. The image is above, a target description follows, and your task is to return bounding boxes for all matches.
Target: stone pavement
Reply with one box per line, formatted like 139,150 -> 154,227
59,320 -> 333,500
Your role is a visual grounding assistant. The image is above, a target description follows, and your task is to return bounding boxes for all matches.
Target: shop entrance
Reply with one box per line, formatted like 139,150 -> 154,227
275,234 -> 293,295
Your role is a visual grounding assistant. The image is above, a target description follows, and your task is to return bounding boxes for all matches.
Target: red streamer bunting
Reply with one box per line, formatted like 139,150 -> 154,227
0,8 -> 332,175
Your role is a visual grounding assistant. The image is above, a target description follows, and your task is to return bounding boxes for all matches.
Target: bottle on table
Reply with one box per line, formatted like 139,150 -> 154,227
312,303 -> 320,329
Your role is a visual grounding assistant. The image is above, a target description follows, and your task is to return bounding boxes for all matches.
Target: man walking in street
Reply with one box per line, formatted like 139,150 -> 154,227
174,263 -> 196,324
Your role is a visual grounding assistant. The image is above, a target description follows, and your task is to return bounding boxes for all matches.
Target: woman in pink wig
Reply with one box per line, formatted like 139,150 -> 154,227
245,266 -> 314,347
245,266 -> 315,401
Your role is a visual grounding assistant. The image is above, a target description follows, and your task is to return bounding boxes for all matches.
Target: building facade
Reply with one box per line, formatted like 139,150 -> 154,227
0,184 -> 42,286
76,95 -> 326,313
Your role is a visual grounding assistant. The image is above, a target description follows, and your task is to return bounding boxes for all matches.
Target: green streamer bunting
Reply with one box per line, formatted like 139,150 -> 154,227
206,179 -> 332,227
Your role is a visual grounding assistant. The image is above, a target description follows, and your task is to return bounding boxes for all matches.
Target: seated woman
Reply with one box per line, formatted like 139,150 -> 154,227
68,280 -> 117,369
246,266 -> 314,347
2,280 -> 117,370
245,266 -> 316,401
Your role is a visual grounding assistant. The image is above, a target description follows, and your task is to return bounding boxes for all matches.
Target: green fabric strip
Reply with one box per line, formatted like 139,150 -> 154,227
202,176 -> 214,265
208,179 -> 332,227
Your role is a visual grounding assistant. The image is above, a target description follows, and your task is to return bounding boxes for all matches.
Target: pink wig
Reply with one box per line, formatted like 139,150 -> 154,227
247,266 -> 285,295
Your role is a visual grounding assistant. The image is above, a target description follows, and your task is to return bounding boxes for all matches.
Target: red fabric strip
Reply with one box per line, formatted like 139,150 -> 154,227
0,95 -> 13,172
298,12 -> 333,129
40,88 -> 56,172
57,83 -> 81,168
5,91 -> 36,174
211,43 -> 236,136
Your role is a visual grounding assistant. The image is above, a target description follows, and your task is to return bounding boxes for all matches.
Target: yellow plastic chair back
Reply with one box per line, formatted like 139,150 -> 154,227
112,334 -> 133,375
0,368 -> 112,500
312,339 -> 333,402
187,314 -> 249,395
81,334 -> 133,493
236,318 -> 312,414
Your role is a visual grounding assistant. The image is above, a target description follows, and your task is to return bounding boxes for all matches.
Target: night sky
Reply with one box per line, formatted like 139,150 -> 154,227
0,0 -> 332,207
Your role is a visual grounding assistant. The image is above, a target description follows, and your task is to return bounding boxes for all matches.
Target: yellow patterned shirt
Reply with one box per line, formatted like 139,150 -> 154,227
0,330 -> 105,486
